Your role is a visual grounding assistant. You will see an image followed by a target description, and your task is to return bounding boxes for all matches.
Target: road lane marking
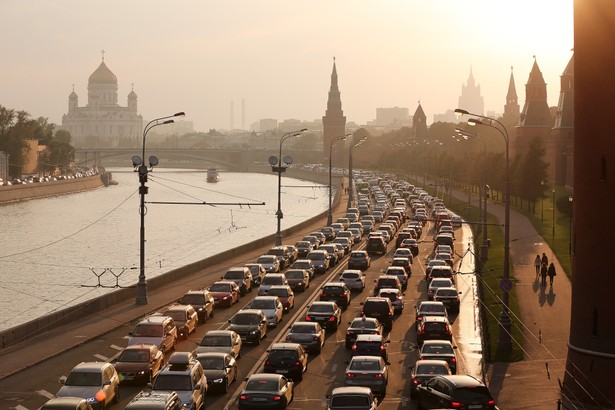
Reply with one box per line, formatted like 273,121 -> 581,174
331,363 -> 337,372
110,344 -> 123,351
14,406 -> 29,410
36,389 -> 54,399
94,353 -> 108,361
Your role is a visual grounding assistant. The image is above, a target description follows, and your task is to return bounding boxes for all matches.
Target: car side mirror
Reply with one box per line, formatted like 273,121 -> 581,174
59,376 -> 67,385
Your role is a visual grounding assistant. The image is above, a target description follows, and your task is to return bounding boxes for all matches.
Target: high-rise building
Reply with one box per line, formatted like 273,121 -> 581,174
322,58 -> 346,164
61,52 -> 143,148
458,68 -> 484,116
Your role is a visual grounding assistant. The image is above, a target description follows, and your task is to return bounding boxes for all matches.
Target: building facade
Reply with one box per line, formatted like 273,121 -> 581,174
552,54 -> 574,188
62,54 -> 143,148
322,58 -> 347,165
458,68 -> 484,116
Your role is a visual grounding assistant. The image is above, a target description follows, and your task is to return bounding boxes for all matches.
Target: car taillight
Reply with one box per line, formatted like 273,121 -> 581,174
450,401 -> 463,408
328,316 -> 336,322
320,293 -> 327,297
286,335 -> 293,341
346,331 -> 351,335
380,345 -> 386,351
412,378 -> 419,385
273,395 -> 282,401
374,373 -> 383,378
396,296 -> 401,300
313,335 -> 320,341
265,360 -> 271,366
417,316 -> 423,321
352,344 -> 357,352
240,395 -> 249,400
487,399 -> 495,405
346,372 -> 355,377
446,324 -> 451,333
295,361 -> 302,366
305,316 -> 312,321
450,357 -> 457,362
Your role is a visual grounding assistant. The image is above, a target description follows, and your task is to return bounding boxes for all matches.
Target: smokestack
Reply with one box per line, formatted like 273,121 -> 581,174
241,99 -> 245,130
230,100 -> 234,130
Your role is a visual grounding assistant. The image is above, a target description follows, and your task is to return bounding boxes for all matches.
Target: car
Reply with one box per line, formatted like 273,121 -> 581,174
428,278 -> 454,301
294,241 -> 314,258
194,330 -> 242,359
238,373 -> 294,409
222,267 -> 253,295
285,269 -> 310,292
320,244 -> 342,266
434,287 -> 461,312
425,259 -> 448,279
336,230 -> 355,246
393,247 -> 414,263
150,352 -> 207,410
439,225 -> 455,238
41,397 -> 93,410
400,238 -> 419,256
162,305 -> 199,339
208,280 -> 241,307
349,222 -> 364,236
128,315 -> 178,353
377,288 -> 404,313
330,222 -> 345,234
285,245 -> 298,263
343,356 -> 389,396
267,246 -> 292,269
228,309 -> 268,345
433,233 -> 455,252
320,226 -> 337,241
351,334 -> 390,361
348,250 -> 371,270
418,340 -> 458,374
302,235 -> 320,249
258,273 -> 289,296
114,344 -> 164,384
451,215 -> 463,228
195,352 -> 238,394
327,386 -> 379,410
415,374 -> 496,409
384,265 -> 409,290
336,217 -> 350,229
409,359 -> 452,398
360,297 -> 395,331
305,301 -> 342,330
428,265 -> 455,283
360,219 -> 374,234
179,290 -> 215,322
285,321 -> 325,354
310,231 -> 327,246
415,301 -> 448,327
348,228 -> 363,243
263,342 -> 309,382
433,251 -> 454,268
244,263 -> 267,286
257,254 -> 281,273
366,236 -> 387,255
333,237 -> 352,255
390,257 -> 412,279
372,211 -> 384,222
417,316 -> 453,345
291,259 -> 315,278
267,285 -> 295,311
373,275 -> 402,295
243,296 -> 284,327
306,250 -> 330,275
125,391 -> 183,410
345,316 -> 383,348
338,269 -> 366,291
57,362 -> 120,410
320,282 -> 352,309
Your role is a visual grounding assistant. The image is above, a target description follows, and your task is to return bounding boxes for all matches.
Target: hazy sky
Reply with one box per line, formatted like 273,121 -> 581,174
2,1 -> 573,132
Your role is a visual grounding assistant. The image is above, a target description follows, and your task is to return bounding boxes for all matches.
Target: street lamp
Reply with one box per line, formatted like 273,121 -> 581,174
328,134 -> 350,225
133,111 -> 185,305
541,181 -> 545,222
270,128 -> 307,246
347,135 -> 367,208
455,107 -> 512,353
569,195 -> 573,255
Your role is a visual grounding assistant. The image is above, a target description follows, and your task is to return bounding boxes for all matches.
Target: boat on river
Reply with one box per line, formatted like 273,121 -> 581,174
206,168 -> 219,183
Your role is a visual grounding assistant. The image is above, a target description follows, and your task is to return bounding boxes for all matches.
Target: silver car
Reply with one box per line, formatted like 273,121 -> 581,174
194,330 -> 242,358
244,296 -> 284,327
258,273 -> 288,296
377,288 -> 405,313
343,356 -> 389,396
339,269 -> 366,291
57,362 -> 120,409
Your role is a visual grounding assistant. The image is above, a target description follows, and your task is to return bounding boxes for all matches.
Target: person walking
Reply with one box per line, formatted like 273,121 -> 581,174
534,255 -> 541,279
547,262 -> 557,286
540,263 -> 548,287
541,252 -> 549,267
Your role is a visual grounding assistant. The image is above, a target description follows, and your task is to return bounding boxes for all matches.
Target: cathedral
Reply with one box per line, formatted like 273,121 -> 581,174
61,53 -> 143,148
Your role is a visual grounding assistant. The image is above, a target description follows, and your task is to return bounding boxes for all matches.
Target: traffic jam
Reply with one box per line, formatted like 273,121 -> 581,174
38,174 -> 497,410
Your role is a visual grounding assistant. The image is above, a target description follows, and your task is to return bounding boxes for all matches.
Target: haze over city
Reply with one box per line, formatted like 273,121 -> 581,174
2,0 -> 573,131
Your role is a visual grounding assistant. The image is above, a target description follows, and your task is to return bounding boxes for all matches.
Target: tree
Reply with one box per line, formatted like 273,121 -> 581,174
55,129 -> 72,144
517,137 -> 549,208
0,106 -> 32,177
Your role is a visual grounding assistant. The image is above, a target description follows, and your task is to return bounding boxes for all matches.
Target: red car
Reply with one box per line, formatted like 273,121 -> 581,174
208,281 -> 241,307
267,285 -> 295,311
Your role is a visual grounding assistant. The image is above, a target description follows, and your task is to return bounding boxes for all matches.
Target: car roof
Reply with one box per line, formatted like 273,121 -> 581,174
331,386 -> 373,395
422,316 -> 450,323
355,334 -> 383,341
137,315 -> 172,325
204,330 -> 235,336
70,361 -> 109,372
435,374 -> 485,387
341,269 -> 362,275
323,282 -> 347,287
195,352 -> 230,359
311,301 -> 337,307
248,372 -> 286,382
269,342 -> 302,350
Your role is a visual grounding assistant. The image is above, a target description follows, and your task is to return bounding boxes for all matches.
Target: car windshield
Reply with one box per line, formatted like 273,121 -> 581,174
232,314 -> 259,325
180,294 -> 204,305
268,288 -> 289,298
250,299 -> 276,309
349,360 -> 381,371
201,335 -> 231,346
132,324 -> 162,337
293,262 -> 310,269
307,253 -> 325,261
285,271 -> 304,279
342,273 -> 359,279
118,349 -> 149,362
415,363 -> 448,375
350,252 -> 365,258
420,304 -> 446,314
323,286 -> 344,294
164,311 -> 187,322
422,343 -> 453,354
431,280 -> 452,287
364,301 -> 389,313
197,357 -> 225,370
257,257 -> 274,264
65,371 -> 101,386
225,271 -> 244,279
351,320 -> 376,329
245,378 -> 278,392
261,276 -> 282,285
308,304 -> 333,313
209,283 -> 231,292
291,324 -> 316,333
297,243 -> 311,249
153,374 -> 192,391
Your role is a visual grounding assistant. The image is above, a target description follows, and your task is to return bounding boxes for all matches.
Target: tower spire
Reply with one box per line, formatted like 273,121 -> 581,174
101,49 -> 105,61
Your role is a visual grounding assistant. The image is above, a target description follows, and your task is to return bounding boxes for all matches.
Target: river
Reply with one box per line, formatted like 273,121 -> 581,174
0,169 -> 330,331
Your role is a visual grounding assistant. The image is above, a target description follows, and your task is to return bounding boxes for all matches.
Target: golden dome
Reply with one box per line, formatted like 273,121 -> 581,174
88,61 -> 117,85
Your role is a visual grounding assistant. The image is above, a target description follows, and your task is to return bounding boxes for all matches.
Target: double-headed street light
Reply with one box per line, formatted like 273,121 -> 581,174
455,108 -> 512,353
347,135 -> 367,208
270,129 -> 307,246
328,134 -> 351,225
133,111 -> 185,305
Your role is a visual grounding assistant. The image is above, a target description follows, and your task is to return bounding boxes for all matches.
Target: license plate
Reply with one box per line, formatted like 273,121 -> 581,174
253,398 -> 267,402
468,406 -> 483,409
276,370 -> 289,374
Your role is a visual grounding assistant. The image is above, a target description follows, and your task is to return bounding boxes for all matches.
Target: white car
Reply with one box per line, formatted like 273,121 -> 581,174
243,296 -> 284,327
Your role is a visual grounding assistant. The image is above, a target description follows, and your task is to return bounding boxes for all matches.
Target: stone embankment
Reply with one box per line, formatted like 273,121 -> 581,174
0,175 -> 105,204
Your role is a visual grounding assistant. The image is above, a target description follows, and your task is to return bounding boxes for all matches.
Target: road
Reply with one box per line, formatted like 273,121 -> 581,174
0,206 -> 478,410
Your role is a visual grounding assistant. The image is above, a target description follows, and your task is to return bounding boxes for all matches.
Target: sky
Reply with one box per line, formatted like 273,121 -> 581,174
2,1 -> 573,132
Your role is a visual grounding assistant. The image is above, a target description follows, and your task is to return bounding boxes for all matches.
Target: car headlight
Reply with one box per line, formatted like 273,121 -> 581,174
250,330 -> 258,334
198,307 -> 203,311
213,378 -> 224,383
137,370 -> 146,375
86,397 -> 96,403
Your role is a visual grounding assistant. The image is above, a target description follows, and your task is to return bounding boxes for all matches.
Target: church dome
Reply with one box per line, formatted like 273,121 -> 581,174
88,61 -> 117,85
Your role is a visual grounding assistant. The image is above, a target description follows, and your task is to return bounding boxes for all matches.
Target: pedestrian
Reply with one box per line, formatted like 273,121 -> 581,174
534,255 -> 541,279
547,262 -> 557,286
541,252 -> 548,267
540,263 -> 548,287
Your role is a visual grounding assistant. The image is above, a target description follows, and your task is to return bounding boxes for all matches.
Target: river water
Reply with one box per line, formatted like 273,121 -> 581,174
0,169 -> 329,331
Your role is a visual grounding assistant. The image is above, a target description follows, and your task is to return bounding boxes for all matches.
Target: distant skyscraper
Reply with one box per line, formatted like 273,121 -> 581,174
322,58 -> 346,164
458,68 -> 484,116
503,67 -> 520,125
61,52 -> 142,147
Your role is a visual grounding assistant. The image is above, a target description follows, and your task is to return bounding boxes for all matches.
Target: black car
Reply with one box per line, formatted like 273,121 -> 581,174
305,301 -> 342,330
295,241 -> 314,259
348,251 -> 371,271
416,375 -> 496,409
418,340 -> 458,374
228,309 -> 267,345
351,334 -> 389,361
417,316 -> 453,345
319,282 -> 351,309
238,373 -> 294,409
433,287 -> 461,312
345,316 -> 384,348
360,297 -> 394,331
307,250 -> 330,275
373,275 -> 402,296
366,236 -> 387,255
179,290 -> 215,322
263,343 -> 309,382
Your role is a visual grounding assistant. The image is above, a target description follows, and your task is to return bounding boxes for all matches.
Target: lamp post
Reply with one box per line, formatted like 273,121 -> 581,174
271,129 -> 307,246
328,134 -> 350,225
569,195 -> 573,255
541,181 -> 545,222
133,111 -> 185,305
347,135 -> 367,208
455,108 -> 512,353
